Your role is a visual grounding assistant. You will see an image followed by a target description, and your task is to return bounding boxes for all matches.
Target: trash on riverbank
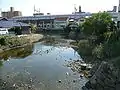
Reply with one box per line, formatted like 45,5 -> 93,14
66,59 -> 93,78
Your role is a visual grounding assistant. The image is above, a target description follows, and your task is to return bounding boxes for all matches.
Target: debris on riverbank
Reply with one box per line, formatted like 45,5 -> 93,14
67,59 -> 93,78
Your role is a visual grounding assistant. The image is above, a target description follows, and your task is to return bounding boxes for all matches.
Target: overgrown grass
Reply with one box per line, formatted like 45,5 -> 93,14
0,36 -> 30,50
75,40 -> 94,63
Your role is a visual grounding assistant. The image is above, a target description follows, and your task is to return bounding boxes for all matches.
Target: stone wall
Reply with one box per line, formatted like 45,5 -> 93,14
82,61 -> 120,90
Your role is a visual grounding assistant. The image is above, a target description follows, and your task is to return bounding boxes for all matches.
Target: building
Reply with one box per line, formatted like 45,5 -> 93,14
8,5 -> 119,30
113,6 -> 117,12
1,7 -> 22,18
33,13 -> 44,16
107,6 -> 117,12
9,12 -> 91,30
0,18 -> 30,35
6,5 -> 92,30
54,17 -> 68,29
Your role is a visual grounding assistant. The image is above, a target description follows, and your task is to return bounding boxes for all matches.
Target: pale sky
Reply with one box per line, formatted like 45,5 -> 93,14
0,0 -> 119,16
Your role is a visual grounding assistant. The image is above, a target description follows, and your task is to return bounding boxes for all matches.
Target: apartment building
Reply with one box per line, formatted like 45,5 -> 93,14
1,7 -> 22,18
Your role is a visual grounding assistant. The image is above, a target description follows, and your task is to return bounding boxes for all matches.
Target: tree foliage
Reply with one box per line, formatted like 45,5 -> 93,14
64,21 -> 81,39
77,12 -> 120,63
82,12 -> 117,44
8,27 -> 22,35
83,12 -> 112,35
30,24 -> 37,33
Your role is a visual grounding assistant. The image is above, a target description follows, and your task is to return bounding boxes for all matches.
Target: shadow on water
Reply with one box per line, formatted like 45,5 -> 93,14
0,45 -> 33,61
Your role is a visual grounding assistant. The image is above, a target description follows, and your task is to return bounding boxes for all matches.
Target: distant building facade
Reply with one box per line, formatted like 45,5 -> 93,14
1,7 -> 22,18
9,12 -> 91,30
0,18 -> 30,35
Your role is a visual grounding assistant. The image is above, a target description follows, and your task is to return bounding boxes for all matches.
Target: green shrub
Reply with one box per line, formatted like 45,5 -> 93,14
0,36 -> 30,48
69,31 -> 76,39
113,58 -> 120,68
77,40 -> 94,62
104,41 -> 120,59
0,37 -> 6,45
91,40 -> 120,61
30,24 -> 37,33
92,44 -> 104,60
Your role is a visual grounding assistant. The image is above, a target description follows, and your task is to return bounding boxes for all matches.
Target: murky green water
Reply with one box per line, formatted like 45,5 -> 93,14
0,41 -> 87,90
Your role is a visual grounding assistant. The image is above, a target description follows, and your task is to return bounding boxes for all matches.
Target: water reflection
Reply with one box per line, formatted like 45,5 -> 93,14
0,45 -> 33,60
0,61 -> 3,68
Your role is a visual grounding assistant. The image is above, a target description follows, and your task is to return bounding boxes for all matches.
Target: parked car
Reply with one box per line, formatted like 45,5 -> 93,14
0,28 -> 9,35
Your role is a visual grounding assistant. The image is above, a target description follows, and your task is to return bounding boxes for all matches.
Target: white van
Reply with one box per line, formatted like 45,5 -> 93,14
0,28 -> 9,35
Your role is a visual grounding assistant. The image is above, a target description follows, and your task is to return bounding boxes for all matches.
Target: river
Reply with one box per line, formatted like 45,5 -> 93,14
0,36 -> 88,90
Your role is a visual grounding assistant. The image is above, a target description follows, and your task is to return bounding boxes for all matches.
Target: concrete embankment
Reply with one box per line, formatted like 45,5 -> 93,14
0,34 -> 43,53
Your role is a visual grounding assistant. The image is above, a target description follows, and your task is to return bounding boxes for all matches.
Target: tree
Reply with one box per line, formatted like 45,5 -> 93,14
82,12 -> 116,44
30,24 -> 38,33
64,20 -> 81,39
8,27 -> 22,35
78,12 -> 120,62
15,27 -> 22,35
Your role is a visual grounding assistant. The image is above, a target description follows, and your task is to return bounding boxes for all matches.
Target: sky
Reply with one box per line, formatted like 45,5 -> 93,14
0,0 -> 119,16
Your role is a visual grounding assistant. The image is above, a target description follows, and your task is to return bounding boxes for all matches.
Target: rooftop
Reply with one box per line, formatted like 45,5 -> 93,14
0,18 -> 30,28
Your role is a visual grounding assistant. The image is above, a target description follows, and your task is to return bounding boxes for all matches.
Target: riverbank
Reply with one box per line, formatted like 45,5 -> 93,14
0,34 -> 43,53
62,11 -> 120,90
82,61 -> 120,90
70,39 -> 120,90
